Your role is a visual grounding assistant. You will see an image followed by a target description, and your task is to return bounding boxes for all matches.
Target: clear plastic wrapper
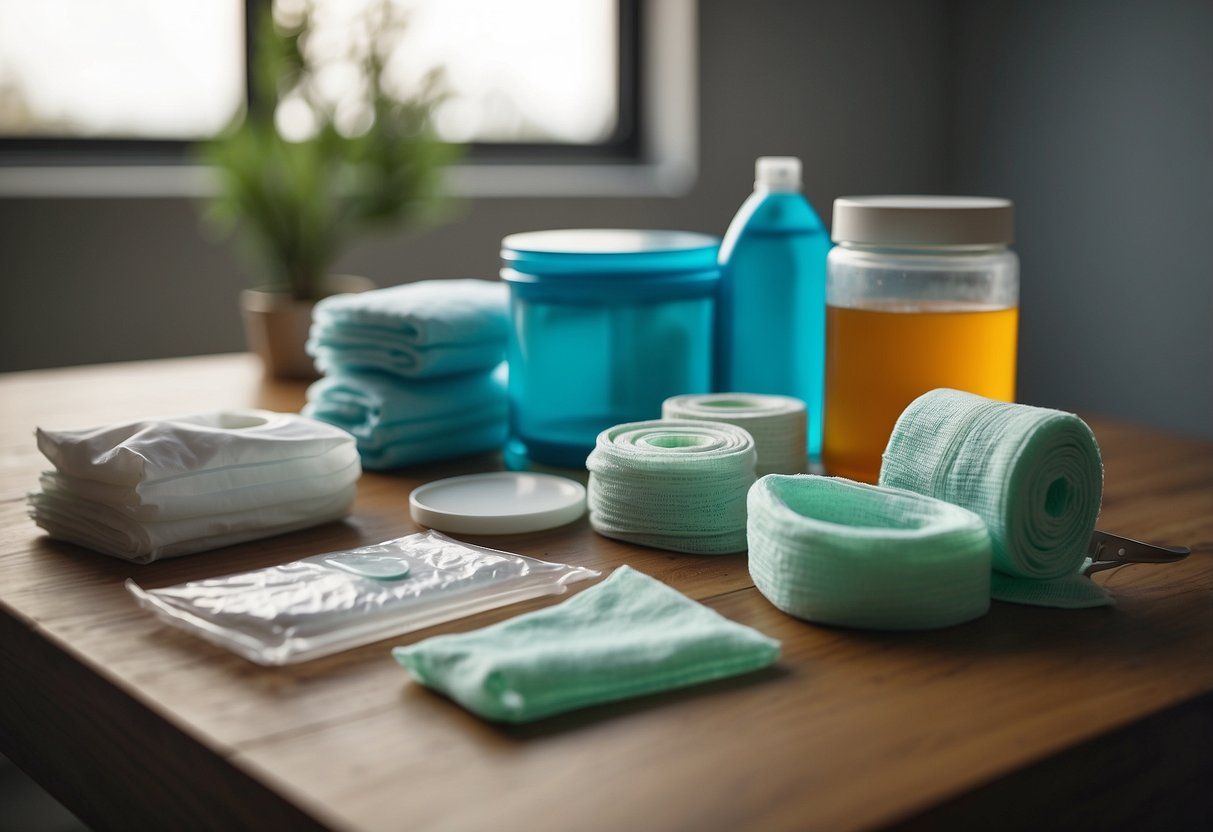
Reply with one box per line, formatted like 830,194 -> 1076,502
126,531 -> 600,665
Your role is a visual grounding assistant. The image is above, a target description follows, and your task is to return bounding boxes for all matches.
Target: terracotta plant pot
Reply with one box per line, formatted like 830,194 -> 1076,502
240,274 -> 375,380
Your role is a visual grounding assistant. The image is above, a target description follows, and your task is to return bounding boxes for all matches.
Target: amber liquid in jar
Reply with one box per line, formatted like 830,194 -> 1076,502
822,301 -> 1018,483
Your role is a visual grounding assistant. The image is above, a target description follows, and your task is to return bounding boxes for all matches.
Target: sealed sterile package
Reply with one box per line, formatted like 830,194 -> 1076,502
126,531 -> 600,665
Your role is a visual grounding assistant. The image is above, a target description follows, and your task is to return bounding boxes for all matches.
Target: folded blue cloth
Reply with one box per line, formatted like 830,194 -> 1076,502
303,364 -> 508,470
308,279 -> 509,380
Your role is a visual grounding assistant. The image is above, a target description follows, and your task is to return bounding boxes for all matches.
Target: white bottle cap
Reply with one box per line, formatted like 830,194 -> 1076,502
755,156 -> 801,192
831,195 -> 1014,245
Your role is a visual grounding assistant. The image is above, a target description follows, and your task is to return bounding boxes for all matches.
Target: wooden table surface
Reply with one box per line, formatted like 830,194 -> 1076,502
1,354 -> 1211,831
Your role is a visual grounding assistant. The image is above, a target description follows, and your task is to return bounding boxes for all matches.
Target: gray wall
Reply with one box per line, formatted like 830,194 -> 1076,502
2,0 -> 1210,439
948,0 -> 1213,438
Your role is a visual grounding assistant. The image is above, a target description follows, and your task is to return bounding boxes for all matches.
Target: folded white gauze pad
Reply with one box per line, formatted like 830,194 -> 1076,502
30,410 -> 359,562
36,410 -> 355,486
30,484 -> 357,563
37,447 -> 360,521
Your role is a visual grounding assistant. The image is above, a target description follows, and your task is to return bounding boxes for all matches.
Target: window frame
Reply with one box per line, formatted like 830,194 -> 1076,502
0,0 -> 694,198
0,0 -> 640,167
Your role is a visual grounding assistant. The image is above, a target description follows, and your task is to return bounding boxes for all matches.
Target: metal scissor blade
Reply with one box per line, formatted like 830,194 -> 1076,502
1084,529 -> 1192,575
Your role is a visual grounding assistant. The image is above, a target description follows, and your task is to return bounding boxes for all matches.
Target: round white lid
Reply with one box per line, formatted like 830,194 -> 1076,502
409,472 -> 587,535
831,195 -> 1014,245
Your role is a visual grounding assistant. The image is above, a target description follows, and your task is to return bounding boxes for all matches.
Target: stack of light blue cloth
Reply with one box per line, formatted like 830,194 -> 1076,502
307,279 -> 510,379
303,279 -> 510,470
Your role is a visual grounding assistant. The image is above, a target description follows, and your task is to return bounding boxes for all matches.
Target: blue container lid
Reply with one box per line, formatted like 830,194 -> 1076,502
501,229 -> 720,276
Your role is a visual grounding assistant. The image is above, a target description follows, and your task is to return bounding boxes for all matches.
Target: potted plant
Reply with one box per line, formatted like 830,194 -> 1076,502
202,1 -> 459,378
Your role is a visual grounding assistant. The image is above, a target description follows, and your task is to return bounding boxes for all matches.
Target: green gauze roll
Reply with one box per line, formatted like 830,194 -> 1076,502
587,419 -> 757,554
393,565 -> 781,723
663,393 -> 807,476
879,389 -> 1103,584
748,475 -> 993,630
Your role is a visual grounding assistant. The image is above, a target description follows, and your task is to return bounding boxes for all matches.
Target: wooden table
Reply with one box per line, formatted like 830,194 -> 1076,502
1,354 -> 1211,831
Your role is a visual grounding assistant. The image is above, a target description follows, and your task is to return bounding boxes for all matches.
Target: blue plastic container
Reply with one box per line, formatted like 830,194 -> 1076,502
716,157 -> 831,460
501,229 -> 720,469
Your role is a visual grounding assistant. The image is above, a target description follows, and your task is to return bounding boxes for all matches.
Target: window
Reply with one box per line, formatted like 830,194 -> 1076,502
0,0 -> 246,159
0,0 -> 693,196
0,1 -> 633,156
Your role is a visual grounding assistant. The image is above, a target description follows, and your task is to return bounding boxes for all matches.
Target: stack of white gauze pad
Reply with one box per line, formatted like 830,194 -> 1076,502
662,393 -> 806,476
29,410 -> 360,563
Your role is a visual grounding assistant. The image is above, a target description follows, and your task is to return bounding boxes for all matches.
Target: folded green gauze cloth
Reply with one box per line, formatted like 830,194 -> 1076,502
748,475 -> 993,630
879,388 -> 1110,608
586,419 -> 757,554
392,565 -> 781,723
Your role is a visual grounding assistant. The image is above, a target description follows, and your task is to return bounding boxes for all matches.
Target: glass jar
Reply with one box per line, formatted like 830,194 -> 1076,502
823,196 -> 1019,483
501,229 -> 720,470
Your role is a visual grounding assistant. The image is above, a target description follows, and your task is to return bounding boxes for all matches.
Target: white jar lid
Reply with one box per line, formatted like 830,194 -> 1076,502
831,195 -> 1013,246
409,472 -> 586,535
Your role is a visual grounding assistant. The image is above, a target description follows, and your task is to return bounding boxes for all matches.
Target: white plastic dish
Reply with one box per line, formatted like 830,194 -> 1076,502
409,472 -> 587,535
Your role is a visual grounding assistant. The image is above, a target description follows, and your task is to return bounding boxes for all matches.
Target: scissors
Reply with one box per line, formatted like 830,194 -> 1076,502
1083,530 -> 1191,575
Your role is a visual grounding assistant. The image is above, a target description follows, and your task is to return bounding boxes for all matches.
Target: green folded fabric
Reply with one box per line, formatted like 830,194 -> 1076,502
990,570 -> 1113,609
748,475 -> 992,630
392,565 -> 781,723
880,388 -> 1109,607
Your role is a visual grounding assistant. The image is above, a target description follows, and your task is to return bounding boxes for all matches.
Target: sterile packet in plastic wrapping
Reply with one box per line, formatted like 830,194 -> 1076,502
126,530 -> 600,665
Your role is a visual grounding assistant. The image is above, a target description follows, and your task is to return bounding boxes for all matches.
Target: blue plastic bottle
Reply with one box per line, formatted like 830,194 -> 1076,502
715,157 -> 830,460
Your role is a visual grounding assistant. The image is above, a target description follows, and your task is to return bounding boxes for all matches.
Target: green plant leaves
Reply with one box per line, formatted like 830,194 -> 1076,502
201,1 -> 462,301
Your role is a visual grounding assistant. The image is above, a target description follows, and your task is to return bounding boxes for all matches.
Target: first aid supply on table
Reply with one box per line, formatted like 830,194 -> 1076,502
29,411 -> 359,563
748,475 -> 993,630
586,419 -> 756,555
662,392 -> 806,476
306,279 -> 509,379
715,157 -> 830,460
500,229 -> 720,470
393,565 -> 780,723
127,530 -> 599,665
880,388 -> 1110,607
303,363 -> 508,470
824,196 -> 1018,483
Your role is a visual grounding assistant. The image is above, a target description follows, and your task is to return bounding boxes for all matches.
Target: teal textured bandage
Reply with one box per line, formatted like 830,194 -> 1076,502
879,389 -> 1107,608
662,393 -> 807,476
748,475 -> 992,630
393,565 -> 781,723
587,419 -> 757,554
990,570 -> 1111,609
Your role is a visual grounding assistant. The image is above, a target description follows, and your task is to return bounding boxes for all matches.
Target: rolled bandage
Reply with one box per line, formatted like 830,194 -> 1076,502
879,389 -> 1103,582
587,420 -> 757,555
662,393 -> 807,476
748,475 -> 992,630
